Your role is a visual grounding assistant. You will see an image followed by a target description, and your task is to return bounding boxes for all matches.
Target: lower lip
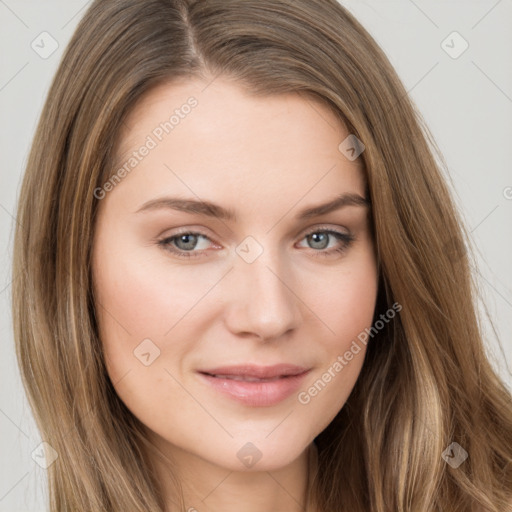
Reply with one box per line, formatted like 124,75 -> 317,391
198,371 -> 311,407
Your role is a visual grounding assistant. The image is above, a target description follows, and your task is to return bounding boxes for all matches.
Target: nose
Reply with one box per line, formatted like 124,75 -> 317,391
222,245 -> 302,342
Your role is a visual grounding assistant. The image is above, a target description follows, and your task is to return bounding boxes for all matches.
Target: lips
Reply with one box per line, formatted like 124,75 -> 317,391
197,364 -> 311,407
206,374 -> 283,382
198,364 -> 309,380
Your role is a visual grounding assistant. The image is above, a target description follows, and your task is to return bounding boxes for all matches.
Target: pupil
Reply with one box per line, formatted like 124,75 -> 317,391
310,233 -> 328,249
177,234 -> 197,250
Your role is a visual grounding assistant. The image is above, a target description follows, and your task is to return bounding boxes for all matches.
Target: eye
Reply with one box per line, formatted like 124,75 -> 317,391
296,227 -> 355,258
157,226 -> 355,259
158,231 -> 215,259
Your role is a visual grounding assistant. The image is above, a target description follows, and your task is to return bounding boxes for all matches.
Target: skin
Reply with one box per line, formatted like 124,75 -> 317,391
91,75 -> 378,512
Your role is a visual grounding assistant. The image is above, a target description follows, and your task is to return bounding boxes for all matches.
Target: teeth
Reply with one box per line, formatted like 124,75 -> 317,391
213,374 -> 283,382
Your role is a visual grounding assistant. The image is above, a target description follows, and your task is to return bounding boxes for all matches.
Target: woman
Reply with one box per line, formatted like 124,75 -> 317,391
12,0 -> 512,511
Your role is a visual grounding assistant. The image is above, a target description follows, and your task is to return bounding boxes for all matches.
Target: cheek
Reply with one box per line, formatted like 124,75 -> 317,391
92,244 -> 204,431
311,240 -> 378,351
296,247 -> 378,429
323,265 -> 378,348
93,243 -> 222,362
92,239 -> 231,429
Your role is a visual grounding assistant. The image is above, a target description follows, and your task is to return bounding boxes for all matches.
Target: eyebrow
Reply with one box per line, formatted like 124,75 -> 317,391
134,192 -> 370,221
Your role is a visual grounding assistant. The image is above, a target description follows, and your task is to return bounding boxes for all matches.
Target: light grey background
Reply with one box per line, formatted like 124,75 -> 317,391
1,1 -> 511,510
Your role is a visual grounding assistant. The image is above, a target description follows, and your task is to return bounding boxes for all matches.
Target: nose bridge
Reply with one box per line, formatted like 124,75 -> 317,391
224,240 -> 300,340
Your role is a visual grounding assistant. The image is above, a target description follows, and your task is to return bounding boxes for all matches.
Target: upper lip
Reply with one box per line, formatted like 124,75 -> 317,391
198,364 -> 310,379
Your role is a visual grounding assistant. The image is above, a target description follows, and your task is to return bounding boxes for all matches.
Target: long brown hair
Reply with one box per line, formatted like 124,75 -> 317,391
12,0 -> 512,510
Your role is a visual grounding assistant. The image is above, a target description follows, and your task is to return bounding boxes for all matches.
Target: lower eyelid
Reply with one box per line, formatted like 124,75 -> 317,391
159,229 -> 354,257
160,233 -> 212,253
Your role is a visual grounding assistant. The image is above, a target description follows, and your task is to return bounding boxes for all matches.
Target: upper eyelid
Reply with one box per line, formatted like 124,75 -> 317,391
301,224 -> 350,236
161,224 -> 351,248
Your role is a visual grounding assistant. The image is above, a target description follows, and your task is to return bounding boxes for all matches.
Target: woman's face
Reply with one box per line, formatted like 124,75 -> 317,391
92,76 -> 378,473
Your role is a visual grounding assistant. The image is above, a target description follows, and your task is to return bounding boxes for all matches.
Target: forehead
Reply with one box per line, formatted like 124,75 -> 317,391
116,75 -> 357,164
106,76 -> 366,217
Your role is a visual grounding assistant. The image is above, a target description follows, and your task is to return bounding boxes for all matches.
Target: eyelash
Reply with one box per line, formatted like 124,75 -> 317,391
157,226 -> 355,260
